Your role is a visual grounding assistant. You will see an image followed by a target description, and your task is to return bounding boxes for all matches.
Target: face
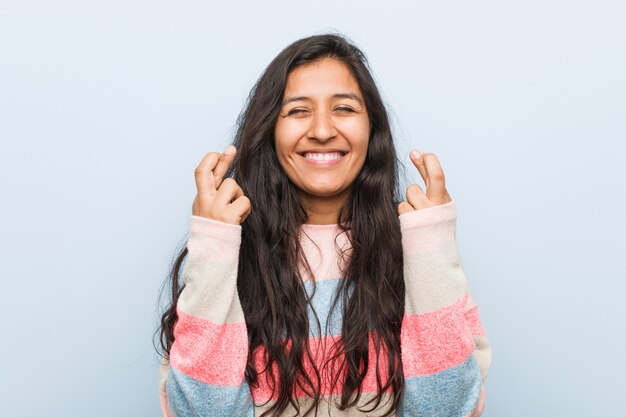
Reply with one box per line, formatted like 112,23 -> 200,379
274,58 -> 370,209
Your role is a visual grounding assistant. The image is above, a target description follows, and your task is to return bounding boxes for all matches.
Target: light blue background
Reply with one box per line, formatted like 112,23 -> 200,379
1,1 -> 624,416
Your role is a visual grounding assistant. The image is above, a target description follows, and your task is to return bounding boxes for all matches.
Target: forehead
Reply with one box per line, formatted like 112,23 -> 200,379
283,58 -> 362,97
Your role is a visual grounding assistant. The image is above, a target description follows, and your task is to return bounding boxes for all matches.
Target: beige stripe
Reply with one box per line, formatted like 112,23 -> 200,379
472,335 -> 492,382
464,291 -> 478,311
177,226 -> 245,323
178,252 -> 244,323
403,240 -> 469,315
159,357 -> 169,394
254,393 -> 397,417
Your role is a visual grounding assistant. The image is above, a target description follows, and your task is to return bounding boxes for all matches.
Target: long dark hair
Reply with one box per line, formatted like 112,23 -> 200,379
156,32 -> 406,416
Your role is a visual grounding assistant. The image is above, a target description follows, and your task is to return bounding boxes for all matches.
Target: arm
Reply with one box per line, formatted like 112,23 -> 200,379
159,215 -> 254,417
462,290 -> 492,417
398,201 -> 492,417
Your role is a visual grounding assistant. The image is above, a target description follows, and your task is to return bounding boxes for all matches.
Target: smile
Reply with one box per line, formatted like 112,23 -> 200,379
299,151 -> 347,166
303,152 -> 344,161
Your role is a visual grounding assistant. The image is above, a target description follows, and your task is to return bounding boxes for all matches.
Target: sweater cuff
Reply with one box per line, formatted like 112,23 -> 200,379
190,215 -> 242,242
398,201 -> 457,231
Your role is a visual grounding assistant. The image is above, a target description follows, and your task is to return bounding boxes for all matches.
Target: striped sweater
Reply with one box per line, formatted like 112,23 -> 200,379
158,201 -> 492,417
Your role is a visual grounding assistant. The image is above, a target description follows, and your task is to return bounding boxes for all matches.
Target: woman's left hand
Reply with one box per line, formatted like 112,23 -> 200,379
397,150 -> 453,215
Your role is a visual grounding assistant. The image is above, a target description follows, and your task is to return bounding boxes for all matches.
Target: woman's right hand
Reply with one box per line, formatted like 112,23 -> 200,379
192,145 -> 252,225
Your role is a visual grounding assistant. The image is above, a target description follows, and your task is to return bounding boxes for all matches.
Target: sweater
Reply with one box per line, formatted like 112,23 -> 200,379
158,201 -> 492,417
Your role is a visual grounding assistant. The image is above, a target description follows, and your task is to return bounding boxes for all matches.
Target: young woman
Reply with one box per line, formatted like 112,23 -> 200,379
156,33 -> 492,417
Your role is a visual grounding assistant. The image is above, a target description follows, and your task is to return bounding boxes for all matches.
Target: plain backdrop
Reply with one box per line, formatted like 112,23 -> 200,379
1,1 -> 625,416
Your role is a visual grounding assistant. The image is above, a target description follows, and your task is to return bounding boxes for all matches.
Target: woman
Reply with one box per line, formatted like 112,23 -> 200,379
156,32 -> 492,417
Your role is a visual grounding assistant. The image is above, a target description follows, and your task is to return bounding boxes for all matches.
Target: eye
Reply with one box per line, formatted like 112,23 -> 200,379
285,106 -> 356,117
287,108 -> 308,116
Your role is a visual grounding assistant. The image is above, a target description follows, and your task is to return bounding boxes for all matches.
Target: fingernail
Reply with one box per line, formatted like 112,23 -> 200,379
411,149 -> 421,159
224,145 -> 235,155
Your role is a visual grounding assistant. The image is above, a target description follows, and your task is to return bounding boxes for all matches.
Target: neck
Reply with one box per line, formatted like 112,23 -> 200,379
298,188 -> 350,225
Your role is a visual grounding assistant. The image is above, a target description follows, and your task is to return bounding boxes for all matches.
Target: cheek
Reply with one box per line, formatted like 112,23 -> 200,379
274,123 -> 303,156
337,119 -> 370,151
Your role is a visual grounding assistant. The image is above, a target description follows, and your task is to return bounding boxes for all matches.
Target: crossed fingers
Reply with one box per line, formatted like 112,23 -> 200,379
194,145 -> 237,194
192,145 -> 252,224
398,150 -> 452,215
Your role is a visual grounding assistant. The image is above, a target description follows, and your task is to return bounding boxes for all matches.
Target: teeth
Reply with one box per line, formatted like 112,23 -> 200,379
303,152 -> 343,161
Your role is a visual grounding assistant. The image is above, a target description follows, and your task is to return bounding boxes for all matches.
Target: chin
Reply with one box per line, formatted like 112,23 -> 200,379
302,185 -> 348,198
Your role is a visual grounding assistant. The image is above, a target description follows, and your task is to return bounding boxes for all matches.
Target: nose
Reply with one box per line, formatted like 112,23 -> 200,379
307,109 -> 337,142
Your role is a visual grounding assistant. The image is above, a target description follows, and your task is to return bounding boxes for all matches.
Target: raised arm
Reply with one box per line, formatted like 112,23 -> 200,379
396,151 -> 492,417
159,147 -> 254,417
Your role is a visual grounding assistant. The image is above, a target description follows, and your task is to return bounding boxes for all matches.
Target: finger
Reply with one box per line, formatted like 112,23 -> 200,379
194,152 -> 220,194
214,178 -> 244,207
406,183 -> 430,210
422,153 -> 447,201
397,201 -> 414,215
213,145 -> 237,189
230,195 -> 252,222
409,150 -> 429,186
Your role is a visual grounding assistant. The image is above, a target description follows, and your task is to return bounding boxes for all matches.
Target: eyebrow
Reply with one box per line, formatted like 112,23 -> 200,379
281,92 -> 364,106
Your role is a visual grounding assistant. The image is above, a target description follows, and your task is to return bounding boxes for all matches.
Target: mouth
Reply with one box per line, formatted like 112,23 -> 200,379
297,151 -> 347,166
302,151 -> 345,161
297,151 -> 347,164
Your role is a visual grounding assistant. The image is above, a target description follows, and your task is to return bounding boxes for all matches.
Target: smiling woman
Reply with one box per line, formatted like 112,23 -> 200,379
274,57 -> 370,224
156,32 -> 492,417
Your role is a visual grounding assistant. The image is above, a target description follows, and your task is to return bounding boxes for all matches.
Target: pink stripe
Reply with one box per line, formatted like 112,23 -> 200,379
187,216 -> 241,263
170,307 -> 248,386
399,202 -> 457,256
464,306 -> 486,337
250,334 -> 393,403
400,223 -> 455,255
398,201 -> 456,230
401,295 -> 475,377
361,335 -> 392,394
297,227 -> 352,282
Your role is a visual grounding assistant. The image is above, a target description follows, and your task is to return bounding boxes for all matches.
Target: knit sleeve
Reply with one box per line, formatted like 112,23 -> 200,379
159,215 -> 254,417
397,201 -> 492,417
